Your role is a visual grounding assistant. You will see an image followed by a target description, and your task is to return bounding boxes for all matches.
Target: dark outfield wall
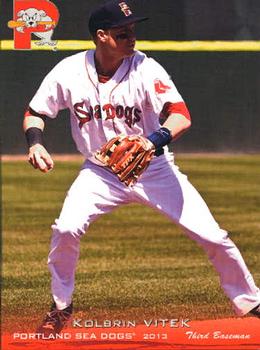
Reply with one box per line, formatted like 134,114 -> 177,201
1,0 -> 260,153
1,0 -> 260,40
1,51 -> 260,154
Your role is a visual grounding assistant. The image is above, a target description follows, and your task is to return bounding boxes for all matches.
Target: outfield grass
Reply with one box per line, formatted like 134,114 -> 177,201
2,154 -> 260,332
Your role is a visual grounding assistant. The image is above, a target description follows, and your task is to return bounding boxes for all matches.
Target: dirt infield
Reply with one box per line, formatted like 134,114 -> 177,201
3,152 -> 259,163
2,154 -> 85,161
2,317 -> 260,350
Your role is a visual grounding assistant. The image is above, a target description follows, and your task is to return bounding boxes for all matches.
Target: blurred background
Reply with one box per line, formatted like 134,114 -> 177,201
1,0 -> 260,153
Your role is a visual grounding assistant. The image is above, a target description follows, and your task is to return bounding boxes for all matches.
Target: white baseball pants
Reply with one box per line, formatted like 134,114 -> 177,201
48,154 -> 260,315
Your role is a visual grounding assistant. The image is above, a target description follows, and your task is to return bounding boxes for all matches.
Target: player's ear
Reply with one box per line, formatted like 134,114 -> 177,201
96,29 -> 108,43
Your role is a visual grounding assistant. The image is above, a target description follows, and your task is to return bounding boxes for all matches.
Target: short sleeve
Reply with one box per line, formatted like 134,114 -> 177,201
143,58 -> 184,115
29,62 -> 67,118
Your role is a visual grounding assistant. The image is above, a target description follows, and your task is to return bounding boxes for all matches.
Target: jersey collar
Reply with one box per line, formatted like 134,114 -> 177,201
85,50 -> 134,91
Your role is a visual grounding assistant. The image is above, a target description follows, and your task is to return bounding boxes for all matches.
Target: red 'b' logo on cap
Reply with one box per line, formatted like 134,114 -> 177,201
119,2 -> 132,17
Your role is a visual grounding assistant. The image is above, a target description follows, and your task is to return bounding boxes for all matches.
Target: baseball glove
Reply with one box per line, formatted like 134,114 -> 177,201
95,135 -> 155,186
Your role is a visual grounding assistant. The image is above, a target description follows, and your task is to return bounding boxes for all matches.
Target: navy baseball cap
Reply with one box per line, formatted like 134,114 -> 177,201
88,0 -> 148,35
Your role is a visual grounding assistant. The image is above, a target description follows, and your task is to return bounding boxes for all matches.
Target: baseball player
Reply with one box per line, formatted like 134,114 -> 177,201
23,0 -> 260,336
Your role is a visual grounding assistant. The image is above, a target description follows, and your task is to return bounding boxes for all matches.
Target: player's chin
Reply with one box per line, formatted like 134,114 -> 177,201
124,46 -> 136,57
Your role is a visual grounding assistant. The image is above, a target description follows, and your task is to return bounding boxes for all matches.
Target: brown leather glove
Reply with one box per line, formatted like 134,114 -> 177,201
95,135 -> 155,186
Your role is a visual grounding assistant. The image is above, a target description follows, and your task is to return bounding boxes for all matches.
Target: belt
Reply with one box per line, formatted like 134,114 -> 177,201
155,148 -> 164,157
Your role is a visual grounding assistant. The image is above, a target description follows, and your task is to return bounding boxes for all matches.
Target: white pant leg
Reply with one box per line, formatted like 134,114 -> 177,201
132,154 -> 260,315
48,160 -> 131,310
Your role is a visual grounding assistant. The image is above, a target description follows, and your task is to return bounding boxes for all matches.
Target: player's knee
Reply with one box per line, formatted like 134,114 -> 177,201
187,228 -> 232,255
198,230 -> 235,257
51,221 -> 87,240
203,230 -> 229,246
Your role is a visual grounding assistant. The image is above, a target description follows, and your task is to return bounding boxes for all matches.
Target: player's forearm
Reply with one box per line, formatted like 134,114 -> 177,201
147,113 -> 191,153
23,115 -> 45,149
162,113 -> 191,141
23,114 -> 54,172
23,115 -> 45,131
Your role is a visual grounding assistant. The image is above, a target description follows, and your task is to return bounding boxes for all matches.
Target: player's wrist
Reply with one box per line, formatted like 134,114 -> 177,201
25,127 -> 44,148
147,127 -> 172,149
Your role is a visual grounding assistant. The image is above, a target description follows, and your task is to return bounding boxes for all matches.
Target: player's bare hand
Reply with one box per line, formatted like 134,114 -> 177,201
28,144 -> 54,173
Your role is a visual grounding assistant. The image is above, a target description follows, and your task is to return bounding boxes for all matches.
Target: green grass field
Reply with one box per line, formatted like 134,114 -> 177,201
2,154 -> 260,332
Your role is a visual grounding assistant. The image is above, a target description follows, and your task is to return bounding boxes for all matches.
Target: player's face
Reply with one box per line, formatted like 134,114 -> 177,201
106,24 -> 136,58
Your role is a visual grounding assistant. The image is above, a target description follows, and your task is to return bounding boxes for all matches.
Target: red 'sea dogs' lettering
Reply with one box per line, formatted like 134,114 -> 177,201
103,104 -> 116,120
73,103 -> 142,129
94,105 -> 102,119
74,101 -> 92,129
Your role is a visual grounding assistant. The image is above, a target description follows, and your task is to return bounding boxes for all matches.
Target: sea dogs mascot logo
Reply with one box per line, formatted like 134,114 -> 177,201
8,0 -> 59,49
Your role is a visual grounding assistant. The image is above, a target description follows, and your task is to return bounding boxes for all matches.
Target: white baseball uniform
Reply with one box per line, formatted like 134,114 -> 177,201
29,50 -> 260,315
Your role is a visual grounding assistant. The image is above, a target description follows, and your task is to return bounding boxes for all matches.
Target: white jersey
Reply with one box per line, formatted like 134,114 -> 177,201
29,50 -> 184,161
32,51 -> 260,317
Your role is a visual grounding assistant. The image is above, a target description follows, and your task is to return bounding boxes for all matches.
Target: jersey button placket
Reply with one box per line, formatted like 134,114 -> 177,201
99,85 -> 118,141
